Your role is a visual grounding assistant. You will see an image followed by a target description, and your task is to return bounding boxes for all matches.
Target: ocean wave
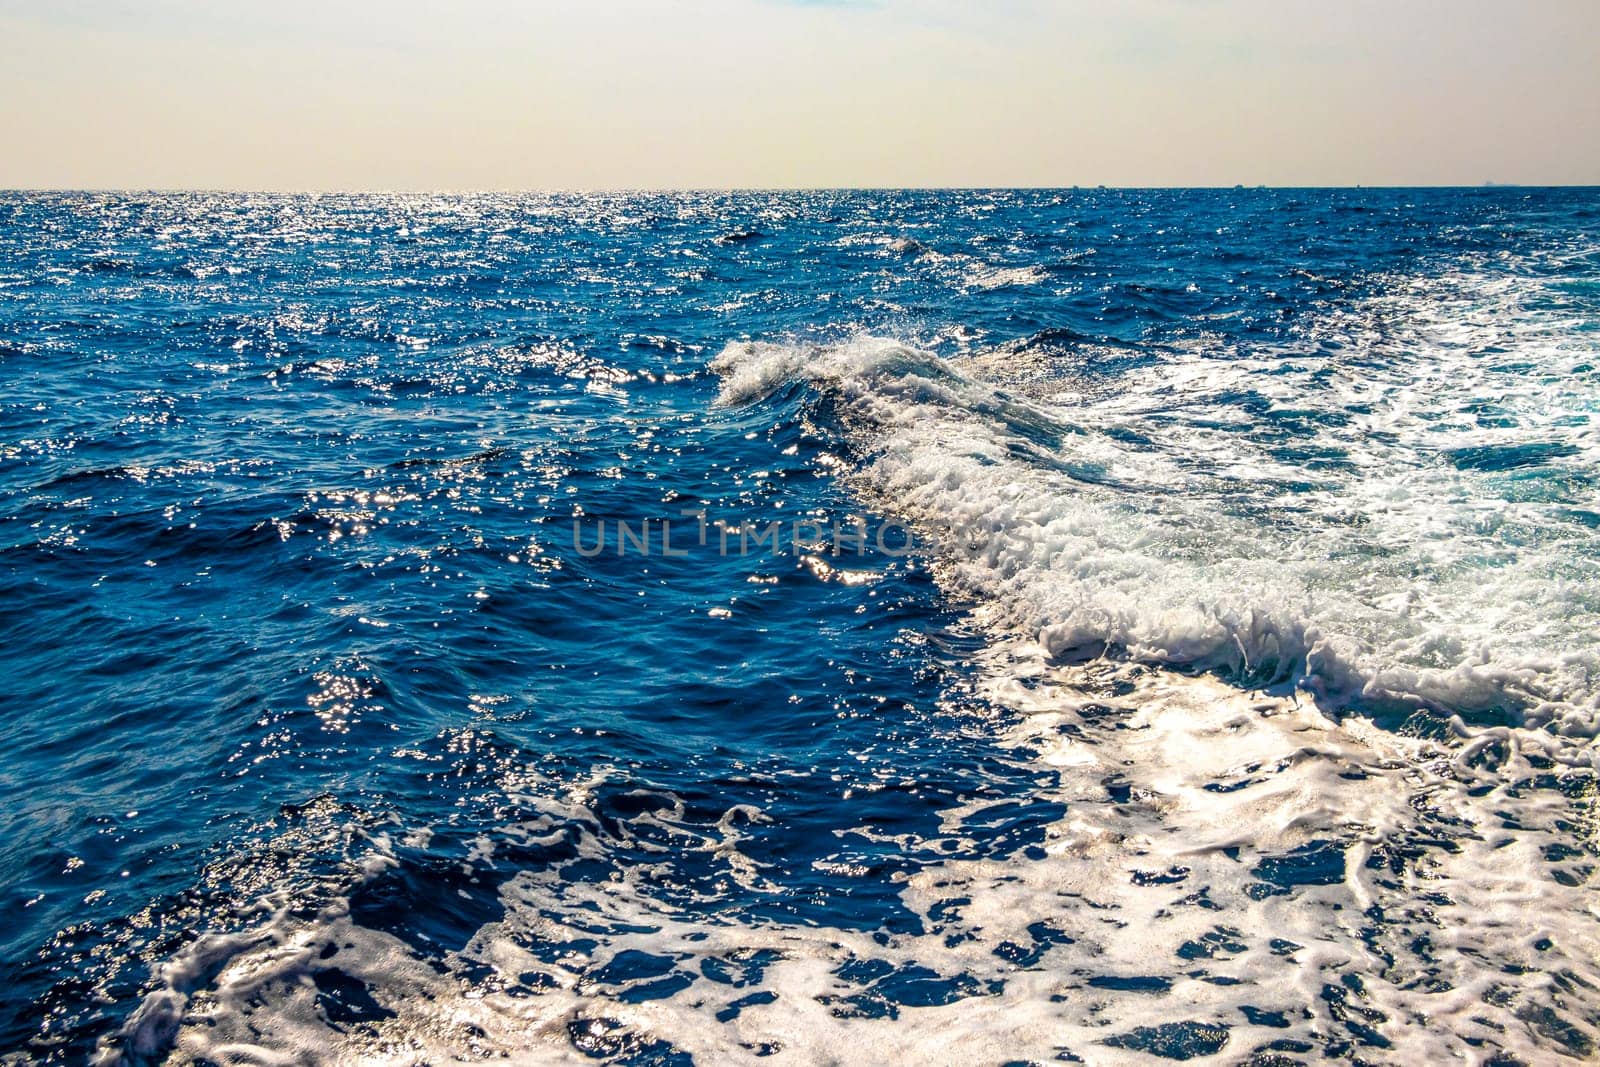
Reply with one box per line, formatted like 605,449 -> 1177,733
710,282 -> 1600,757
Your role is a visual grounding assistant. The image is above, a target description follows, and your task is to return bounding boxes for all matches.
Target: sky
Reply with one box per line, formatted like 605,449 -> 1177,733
1,0 -> 1597,189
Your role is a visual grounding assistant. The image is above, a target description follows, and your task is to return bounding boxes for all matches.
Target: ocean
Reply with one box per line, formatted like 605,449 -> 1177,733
1,188 -> 1597,1064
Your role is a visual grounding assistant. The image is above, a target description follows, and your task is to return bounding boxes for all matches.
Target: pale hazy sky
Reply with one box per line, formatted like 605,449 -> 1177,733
2,0 -> 1597,189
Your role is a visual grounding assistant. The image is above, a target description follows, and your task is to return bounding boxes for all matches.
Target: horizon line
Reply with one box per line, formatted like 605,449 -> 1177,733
3,183 -> 1598,196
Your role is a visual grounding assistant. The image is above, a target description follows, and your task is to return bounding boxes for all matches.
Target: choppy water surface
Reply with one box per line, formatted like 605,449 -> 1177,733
1,189 -> 1598,1064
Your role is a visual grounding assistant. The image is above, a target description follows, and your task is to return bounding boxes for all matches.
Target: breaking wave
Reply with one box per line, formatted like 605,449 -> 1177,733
711,263 -> 1600,756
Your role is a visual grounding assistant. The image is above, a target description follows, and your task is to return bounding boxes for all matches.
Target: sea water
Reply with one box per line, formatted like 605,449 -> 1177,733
1,189 -> 1598,1063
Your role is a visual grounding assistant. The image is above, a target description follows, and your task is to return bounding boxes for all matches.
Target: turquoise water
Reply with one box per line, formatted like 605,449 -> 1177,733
1,189 -> 1598,1063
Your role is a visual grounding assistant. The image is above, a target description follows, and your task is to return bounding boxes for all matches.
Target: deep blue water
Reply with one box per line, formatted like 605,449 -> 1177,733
1,189 -> 1598,1064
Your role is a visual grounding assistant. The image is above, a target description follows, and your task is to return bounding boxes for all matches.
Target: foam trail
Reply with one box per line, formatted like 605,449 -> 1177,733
101,262 -> 1600,1067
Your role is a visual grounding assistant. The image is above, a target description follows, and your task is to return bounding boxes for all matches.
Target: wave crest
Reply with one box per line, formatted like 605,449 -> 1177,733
712,333 -> 1600,756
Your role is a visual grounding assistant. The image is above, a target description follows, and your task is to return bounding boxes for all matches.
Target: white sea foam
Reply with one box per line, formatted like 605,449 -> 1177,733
709,264 -> 1600,753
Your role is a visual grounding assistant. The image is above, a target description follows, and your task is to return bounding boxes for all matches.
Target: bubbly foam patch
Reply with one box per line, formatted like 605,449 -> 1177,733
103,662 -> 1600,1065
